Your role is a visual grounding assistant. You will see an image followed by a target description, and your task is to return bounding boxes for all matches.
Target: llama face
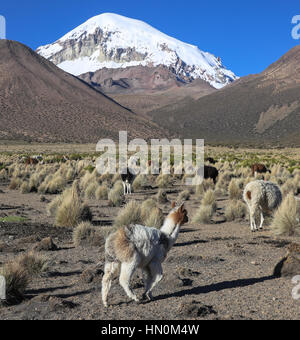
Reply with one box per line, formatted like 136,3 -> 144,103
169,203 -> 188,226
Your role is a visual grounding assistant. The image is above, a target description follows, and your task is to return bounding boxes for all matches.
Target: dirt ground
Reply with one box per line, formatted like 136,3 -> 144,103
0,179 -> 299,320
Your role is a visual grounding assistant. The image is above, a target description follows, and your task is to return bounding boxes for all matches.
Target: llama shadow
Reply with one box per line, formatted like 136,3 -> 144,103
174,239 -> 208,247
155,275 -> 275,301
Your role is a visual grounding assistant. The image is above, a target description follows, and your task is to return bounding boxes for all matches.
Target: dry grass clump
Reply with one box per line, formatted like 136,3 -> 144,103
225,200 -> 248,222
192,204 -> 214,224
201,189 -> 217,211
84,180 -> 99,199
9,177 -> 22,190
55,180 -> 92,227
144,207 -> 164,228
0,251 -> 47,304
95,183 -> 109,200
156,174 -> 172,188
271,193 -> 300,236
192,189 -> 217,224
16,251 -> 48,277
113,200 -> 142,228
228,179 -> 242,200
195,179 -> 215,197
0,261 -> 29,304
178,190 -> 191,202
108,180 -> 124,207
47,175 -> 66,194
281,178 -> 299,197
140,198 -> 157,221
132,174 -> 148,191
46,188 -> 71,217
72,222 -> 111,247
20,181 -> 31,194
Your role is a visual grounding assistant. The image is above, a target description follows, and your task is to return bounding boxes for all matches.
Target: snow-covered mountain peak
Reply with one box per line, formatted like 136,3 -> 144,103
37,13 -> 238,88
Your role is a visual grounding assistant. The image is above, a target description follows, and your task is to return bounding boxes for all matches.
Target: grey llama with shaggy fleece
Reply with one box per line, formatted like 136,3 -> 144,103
243,180 -> 282,232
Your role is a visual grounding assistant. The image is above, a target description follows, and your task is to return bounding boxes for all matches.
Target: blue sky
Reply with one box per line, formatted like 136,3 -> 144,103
1,0 -> 299,76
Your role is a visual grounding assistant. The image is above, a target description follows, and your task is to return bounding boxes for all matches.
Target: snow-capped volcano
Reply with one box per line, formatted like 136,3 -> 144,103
37,13 -> 237,89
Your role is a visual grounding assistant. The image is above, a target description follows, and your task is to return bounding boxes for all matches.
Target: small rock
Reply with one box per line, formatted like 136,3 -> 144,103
33,237 -> 58,251
177,300 -> 217,318
273,243 -> 300,278
80,266 -> 104,284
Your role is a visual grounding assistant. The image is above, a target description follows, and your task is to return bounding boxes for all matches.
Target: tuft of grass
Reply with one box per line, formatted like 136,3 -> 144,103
225,200 -> 247,222
0,261 -> 29,304
228,179 -> 242,200
192,205 -> 214,224
55,180 -> 92,227
132,174 -> 148,191
144,207 -> 164,228
156,174 -> 172,188
178,190 -> 191,202
140,198 -> 157,221
113,200 -> 142,228
201,189 -> 217,212
85,181 -> 99,199
95,183 -> 108,200
73,222 -> 112,247
16,251 -> 48,277
271,192 -> 300,236
108,181 -> 124,207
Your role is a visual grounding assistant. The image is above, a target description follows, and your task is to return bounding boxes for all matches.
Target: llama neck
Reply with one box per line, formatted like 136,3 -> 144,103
160,218 -> 181,251
160,217 -> 176,236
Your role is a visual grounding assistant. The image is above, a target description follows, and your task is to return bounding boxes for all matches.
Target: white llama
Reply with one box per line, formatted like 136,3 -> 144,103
101,202 -> 188,307
243,180 -> 282,232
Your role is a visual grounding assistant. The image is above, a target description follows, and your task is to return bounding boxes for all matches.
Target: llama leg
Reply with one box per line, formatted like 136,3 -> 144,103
129,183 -> 132,194
259,209 -> 264,230
249,206 -> 257,232
143,262 -> 163,300
102,261 -> 119,307
119,259 -> 140,303
142,266 -> 152,300
122,182 -> 126,195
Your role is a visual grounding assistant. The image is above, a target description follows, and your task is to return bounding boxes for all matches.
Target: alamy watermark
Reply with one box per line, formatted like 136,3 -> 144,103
0,275 -> 5,300
292,275 -> 300,300
95,131 -> 204,186
291,15 -> 300,40
0,15 -> 6,39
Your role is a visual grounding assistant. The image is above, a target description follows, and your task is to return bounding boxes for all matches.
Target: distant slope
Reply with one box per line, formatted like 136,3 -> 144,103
78,65 -> 216,114
149,45 -> 300,147
0,40 -> 166,143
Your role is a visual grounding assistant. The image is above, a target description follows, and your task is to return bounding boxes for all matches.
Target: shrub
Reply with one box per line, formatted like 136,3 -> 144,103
225,200 -> 248,222
16,251 -> 48,277
156,174 -> 172,188
228,179 -> 242,200
178,190 -> 191,202
201,189 -> 217,212
0,261 -> 29,304
271,193 -> 300,236
55,181 -> 92,227
108,181 -> 124,207
95,183 -> 108,200
132,174 -> 148,191
192,205 -> 214,224
140,198 -> 157,221
144,207 -> 164,228
113,200 -> 142,228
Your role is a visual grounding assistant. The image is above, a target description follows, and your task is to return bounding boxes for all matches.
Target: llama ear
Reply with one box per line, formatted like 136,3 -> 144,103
179,203 -> 185,211
171,201 -> 176,209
